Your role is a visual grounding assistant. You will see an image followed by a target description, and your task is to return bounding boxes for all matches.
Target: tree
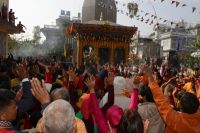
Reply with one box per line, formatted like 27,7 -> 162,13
193,36 -> 200,49
177,36 -> 200,68
127,2 -> 138,18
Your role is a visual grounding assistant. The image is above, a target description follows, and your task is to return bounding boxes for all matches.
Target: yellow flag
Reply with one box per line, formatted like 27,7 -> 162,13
64,44 -> 67,58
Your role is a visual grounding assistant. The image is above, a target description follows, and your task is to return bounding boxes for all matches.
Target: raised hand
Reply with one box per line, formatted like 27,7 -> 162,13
104,71 -> 114,87
30,78 -> 50,104
126,75 -> 140,89
67,68 -> 77,82
139,65 -> 155,83
16,63 -> 29,80
33,64 -> 40,74
172,87 -> 179,97
143,119 -> 150,133
84,75 -> 96,93
167,76 -> 178,84
140,65 -> 152,77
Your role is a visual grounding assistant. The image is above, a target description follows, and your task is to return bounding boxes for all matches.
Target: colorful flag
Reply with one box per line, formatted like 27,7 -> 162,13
176,2 -> 180,7
182,4 -> 186,7
64,44 -> 67,58
171,1 -> 175,5
192,7 -> 196,13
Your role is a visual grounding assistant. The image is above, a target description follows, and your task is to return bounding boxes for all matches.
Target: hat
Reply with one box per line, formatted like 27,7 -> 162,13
113,76 -> 127,90
106,105 -> 124,127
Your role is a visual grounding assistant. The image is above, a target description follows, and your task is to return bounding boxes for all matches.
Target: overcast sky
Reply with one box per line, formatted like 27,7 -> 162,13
10,0 -> 200,37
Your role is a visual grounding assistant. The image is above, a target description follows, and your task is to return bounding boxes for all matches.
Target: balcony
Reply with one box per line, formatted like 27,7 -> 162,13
0,19 -> 24,34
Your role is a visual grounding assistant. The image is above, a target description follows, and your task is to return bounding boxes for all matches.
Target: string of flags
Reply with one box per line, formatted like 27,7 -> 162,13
107,1 -> 179,27
116,9 -> 179,28
97,0 -> 198,29
99,0 -> 199,14
137,0 -> 199,13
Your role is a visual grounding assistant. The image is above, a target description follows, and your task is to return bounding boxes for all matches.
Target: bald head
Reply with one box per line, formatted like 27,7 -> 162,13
42,100 -> 75,133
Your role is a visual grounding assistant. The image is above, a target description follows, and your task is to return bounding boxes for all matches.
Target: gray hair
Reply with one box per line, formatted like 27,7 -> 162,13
42,99 -> 75,133
50,88 -> 69,102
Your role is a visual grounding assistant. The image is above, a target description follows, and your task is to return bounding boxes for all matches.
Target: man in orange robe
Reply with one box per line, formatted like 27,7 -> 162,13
141,65 -> 200,133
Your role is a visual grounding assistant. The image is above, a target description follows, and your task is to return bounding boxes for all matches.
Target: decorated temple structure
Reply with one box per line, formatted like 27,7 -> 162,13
66,21 -> 137,66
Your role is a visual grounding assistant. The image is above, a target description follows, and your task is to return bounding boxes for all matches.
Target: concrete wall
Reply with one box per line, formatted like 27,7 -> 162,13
82,0 -> 116,23
0,0 -> 9,10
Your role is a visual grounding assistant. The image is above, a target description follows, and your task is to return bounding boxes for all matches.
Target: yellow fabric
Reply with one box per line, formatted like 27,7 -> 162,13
173,97 -> 180,110
55,79 -> 63,86
64,44 -> 67,58
36,118 -> 87,133
197,84 -> 200,103
115,92 -> 130,98
183,82 -> 194,93
76,93 -> 88,109
75,118 -> 87,133
11,78 -> 20,88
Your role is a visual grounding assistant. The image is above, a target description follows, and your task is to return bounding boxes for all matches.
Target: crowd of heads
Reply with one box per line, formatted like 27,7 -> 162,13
0,55 -> 200,133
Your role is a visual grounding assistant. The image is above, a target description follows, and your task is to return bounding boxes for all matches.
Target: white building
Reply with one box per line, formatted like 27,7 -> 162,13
131,31 -> 161,64
153,20 -> 199,58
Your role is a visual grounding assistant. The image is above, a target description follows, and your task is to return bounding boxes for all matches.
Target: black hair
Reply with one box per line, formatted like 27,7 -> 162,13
0,63 -> 7,73
0,75 -> 11,90
0,89 -> 16,114
118,109 -> 144,133
174,89 -> 186,100
83,73 -> 90,93
195,67 -> 199,71
50,83 -> 62,94
180,92 -> 199,114
50,89 -> 70,102
139,84 -> 154,102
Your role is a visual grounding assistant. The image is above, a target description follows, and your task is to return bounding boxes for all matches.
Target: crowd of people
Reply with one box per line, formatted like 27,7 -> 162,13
0,55 -> 200,133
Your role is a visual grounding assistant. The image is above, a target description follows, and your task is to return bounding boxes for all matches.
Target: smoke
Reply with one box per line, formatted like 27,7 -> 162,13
10,43 -> 44,58
9,34 -> 47,58
9,23 -> 76,59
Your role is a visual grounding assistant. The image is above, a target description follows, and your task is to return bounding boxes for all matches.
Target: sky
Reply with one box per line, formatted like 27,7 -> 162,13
9,0 -> 200,38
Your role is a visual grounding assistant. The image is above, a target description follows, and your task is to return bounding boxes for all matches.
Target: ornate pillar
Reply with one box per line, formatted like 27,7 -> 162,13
94,41 -> 99,65
77,40 -> 83,66
125,42 -> 129,64
110,41 -> 115,65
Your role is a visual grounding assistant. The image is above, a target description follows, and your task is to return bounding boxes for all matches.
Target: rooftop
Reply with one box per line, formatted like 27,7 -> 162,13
83,20 -> 121,26
66,22 -> 137,42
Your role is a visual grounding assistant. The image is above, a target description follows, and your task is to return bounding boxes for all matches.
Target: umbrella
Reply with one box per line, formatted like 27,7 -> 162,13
191,50 -> 200,57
